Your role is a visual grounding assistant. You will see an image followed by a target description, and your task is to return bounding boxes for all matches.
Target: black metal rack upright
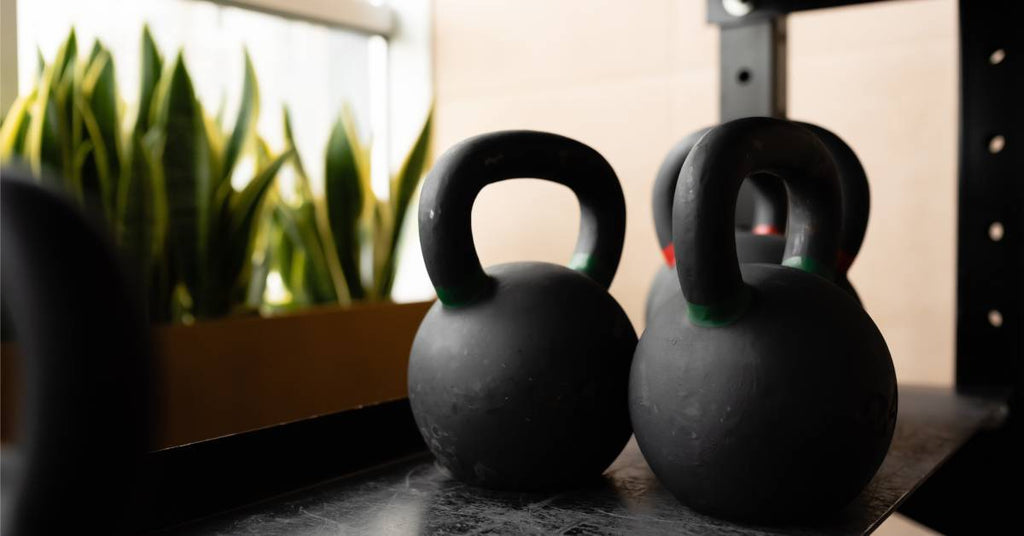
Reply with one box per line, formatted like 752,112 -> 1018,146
954,1 -> 1021,398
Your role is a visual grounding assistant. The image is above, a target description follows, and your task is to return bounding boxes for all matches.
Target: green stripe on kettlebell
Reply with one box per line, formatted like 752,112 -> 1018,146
435,274 -> 493,307
686,286 -> 752,327
568,252 -> 594,273
782,255 -> 834,280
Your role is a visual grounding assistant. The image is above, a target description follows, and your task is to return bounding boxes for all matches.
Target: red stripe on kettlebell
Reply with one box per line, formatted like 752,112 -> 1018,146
751,224 -> 781,236
662,243 -> 676,267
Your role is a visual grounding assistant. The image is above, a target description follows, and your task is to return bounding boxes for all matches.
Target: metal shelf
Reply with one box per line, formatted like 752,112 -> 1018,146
167,386 -> 1005,536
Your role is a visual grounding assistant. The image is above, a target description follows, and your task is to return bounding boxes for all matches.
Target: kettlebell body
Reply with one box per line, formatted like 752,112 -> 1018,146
411,262 -> 635,489
409,131 -> 636,490
631,118 -> 896,522
635,265 -> 894,520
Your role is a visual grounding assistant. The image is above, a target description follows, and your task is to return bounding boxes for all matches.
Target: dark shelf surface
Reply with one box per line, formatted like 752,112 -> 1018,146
173,385 -> 1004,535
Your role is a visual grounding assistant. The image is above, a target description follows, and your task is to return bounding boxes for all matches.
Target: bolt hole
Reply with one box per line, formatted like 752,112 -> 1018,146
988,310 -> 1003,328
737,69 -> 752,84
988,135 -> 1005,154
989,48 -> 1006,65
989,222 -> 1004,242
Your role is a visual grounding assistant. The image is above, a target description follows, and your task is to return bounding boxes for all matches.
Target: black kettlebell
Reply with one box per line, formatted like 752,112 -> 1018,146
1,169 -> 151,535
630,118 -> 896,522
644,122 -> 870,322
409,131 -> 637,490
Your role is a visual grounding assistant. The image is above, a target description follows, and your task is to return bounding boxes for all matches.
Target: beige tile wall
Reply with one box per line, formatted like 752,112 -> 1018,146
432,0 -> 957,385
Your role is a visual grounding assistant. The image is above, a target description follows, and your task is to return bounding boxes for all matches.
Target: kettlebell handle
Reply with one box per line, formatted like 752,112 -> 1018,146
657,123 -> 869,276
652,128 -> 709,267
652,128 -> 786,267
674,117 -> 842,325
420,130 -> 627,306
796,122 -> 870,276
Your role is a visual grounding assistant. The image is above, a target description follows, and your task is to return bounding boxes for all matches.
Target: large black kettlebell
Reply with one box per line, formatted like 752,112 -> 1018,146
644,121 -> 870,322
409,131 -> 637,490
1,169 -> 151,535
630,118 -> 896,522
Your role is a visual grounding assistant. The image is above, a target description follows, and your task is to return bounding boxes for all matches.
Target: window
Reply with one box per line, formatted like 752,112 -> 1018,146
1,0 -> 434,449
5,0 -> 434,304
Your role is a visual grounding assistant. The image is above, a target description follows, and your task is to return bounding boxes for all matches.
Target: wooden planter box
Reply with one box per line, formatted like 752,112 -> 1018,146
1,301 -> 432,449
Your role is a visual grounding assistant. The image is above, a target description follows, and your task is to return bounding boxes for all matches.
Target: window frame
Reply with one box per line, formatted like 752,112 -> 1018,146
207,0 -> 396,37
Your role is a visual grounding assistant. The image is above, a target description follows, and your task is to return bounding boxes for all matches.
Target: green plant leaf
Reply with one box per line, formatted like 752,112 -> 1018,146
375,106 -> 433,298
288,247 -> 311,306
282,105 -> 349,305
52,30 -> 79,175
271,210 -> 294,291
154,52 -> 214,315
389,108 -> 433,240
117,133 -> 163,305
254,135 -> 272,171
0,90 -> 36,161
71,138 -> 94,180
74,98 -> 113,215
134,25 -> 163,135
82,45 -> 122,216
274,200 -> 338,304
282,105 -> 308,180
325,114 -> 366,300
218,149 -> 290,308
222,49 -> 259,185
245,190 -> 278,308
52,29 -> 77,86
24,67 -> 62,182
228,150 -> 289,240
203,111 -> 225,183
141,128 -> 173,322
214,91 -> 227,130
36,47 -> 46,81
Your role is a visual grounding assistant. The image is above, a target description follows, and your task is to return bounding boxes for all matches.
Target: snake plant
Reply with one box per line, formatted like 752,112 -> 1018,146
1,27 -> 289,323
251,105 -> 433,312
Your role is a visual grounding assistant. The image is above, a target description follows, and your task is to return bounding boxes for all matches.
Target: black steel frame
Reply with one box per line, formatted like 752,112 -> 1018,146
708,0 -> 892,26
955,0 -> 1022,398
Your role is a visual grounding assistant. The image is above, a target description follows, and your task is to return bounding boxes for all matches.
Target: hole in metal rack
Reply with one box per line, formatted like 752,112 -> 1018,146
989,48 -> 1006,65
989,222 -> 1005,242
737,69 -> 752,84
988,310 -> 1003,328
988,135 -> 1006,154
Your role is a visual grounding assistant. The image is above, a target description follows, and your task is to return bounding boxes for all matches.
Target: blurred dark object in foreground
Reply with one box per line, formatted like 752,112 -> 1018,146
0,167 -> 152,535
